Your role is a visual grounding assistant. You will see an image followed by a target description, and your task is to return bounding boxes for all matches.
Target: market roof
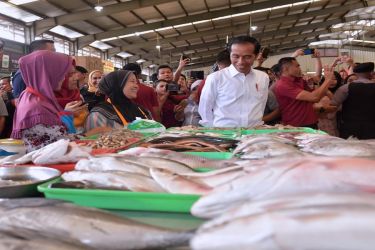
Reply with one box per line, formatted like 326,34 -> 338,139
1,0 -> 374,69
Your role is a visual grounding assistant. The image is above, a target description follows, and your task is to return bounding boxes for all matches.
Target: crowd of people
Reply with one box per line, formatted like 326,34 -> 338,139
0,35 -> 374,152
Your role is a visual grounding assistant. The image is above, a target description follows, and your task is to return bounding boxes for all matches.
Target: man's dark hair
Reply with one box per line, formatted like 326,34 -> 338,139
271,63 -> 281,77
29,39 -> 54,52
0,39 -> 4,50
228,36 -> 261,54
278,57 -> 297,72
216,50 -> 230,65
179,74 -> 186,80
123,63 -> 142,76
154,79 -> 168,88
157,65 -> 173,75
75,66 -> 88,74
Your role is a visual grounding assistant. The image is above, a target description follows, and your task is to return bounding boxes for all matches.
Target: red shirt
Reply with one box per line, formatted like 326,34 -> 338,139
275,76 -> 317,127
161,98 -> 182,128
133,82 -> 159,119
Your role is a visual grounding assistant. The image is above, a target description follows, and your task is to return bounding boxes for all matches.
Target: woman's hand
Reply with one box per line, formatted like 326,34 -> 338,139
65,100 -> 88,113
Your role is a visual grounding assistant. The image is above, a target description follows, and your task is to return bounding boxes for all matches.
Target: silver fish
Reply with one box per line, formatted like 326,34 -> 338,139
300,140 -> 375,157
62,170 -> 165,192
0,198 -> 193,250
119,147 -> 237,169
191,156 -> 375,218
150,168 -> 212,195
191,198 -> 375,250
201,193 -> 375,231
75,157 -> 150,176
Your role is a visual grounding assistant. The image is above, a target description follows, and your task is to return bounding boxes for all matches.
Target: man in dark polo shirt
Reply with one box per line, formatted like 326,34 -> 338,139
275,57 -> 334,128
123,63 -> 161,122
332,62 -> 375,139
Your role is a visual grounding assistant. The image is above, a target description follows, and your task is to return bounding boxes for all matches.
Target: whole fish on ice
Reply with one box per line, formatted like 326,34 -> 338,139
191,196 -> 375,250
0,198 -> 193,250
191,156 -> 375,218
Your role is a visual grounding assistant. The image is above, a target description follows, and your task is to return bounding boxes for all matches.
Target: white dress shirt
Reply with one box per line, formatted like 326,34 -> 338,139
199,64 -> 269,127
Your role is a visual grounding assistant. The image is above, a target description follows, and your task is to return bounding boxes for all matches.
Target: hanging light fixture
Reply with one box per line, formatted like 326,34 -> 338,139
156,33 -> 161,50
95,0 -> 103,12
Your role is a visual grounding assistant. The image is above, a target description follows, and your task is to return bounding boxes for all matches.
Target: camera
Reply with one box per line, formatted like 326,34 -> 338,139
303,48 -> 315,55
166,82 -> 180,94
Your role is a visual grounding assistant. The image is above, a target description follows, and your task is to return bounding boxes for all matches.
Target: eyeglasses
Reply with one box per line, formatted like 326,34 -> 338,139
92,77 -> 101,80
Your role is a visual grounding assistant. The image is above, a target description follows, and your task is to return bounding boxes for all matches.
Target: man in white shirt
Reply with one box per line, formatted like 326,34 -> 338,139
199,36 -> 269,127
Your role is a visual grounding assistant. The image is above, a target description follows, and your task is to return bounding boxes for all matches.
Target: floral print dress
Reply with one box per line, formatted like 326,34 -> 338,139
22,124 -> 68,152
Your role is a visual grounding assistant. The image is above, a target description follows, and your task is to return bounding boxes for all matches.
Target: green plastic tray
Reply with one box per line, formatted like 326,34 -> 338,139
38,178 -> 200,213
241,127 -> 327,135
184,151 -> 233,160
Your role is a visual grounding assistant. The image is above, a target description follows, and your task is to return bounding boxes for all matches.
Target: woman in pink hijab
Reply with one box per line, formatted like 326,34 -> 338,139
11,50 -> 78,151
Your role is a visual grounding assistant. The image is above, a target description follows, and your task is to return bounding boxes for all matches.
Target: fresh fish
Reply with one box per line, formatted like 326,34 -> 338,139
300,140 -> 375,157
239,142 -> 302,159
79,154 -> 196,174
150,168 -> 212,195
75,157 -> 150,176
0,139 -> 91,165
62,170 -> 165,192
0,231 -> 87,250
234,134 -> 295,153
201,193 -> 375,231
119,147 -> 237,169
191,202 -> 375,250
191,156 -> 375,218
179,166 -> 245,188
0,198 -> 193,250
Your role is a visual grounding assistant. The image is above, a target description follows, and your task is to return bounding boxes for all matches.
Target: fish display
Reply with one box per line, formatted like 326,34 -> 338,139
62,170 -> 165,192
119,147 -> 237,169
191,193 -> 375,250
191,156 -> 375,218
0,198 -> 193,250
140,135 -> 238,152
76,155 -> 195,175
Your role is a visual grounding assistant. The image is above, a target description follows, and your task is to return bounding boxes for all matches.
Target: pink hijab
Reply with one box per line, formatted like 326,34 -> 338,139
11,50 -> 73,138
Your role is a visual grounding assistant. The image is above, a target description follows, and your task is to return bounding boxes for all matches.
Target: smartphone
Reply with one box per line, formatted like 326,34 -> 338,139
167,83 -> 180,92
303,48 -> 315,55
261,47 -> 270,58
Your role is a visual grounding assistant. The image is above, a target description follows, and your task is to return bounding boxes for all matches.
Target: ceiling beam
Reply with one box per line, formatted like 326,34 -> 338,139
34,0 -> 174,35
77,0 -> 304,48
106,3 -> 363,56
115,19 -> 341,63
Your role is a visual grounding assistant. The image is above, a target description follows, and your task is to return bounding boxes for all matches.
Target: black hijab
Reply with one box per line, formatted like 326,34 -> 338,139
93,70 -> 150,124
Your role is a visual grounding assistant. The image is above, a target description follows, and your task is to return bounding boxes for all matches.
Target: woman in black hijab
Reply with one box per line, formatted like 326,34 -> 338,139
84,70 -> 152,130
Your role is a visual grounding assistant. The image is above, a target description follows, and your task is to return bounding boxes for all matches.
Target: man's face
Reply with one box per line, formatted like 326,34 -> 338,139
156,81 -> 167,95
286,60 -> 302,78
0,78 -> 11,92
230,43 -> 257,74
158,68 -> 173,81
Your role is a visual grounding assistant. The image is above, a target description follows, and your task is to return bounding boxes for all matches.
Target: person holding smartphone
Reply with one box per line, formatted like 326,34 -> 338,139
154,79 -> 185,128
